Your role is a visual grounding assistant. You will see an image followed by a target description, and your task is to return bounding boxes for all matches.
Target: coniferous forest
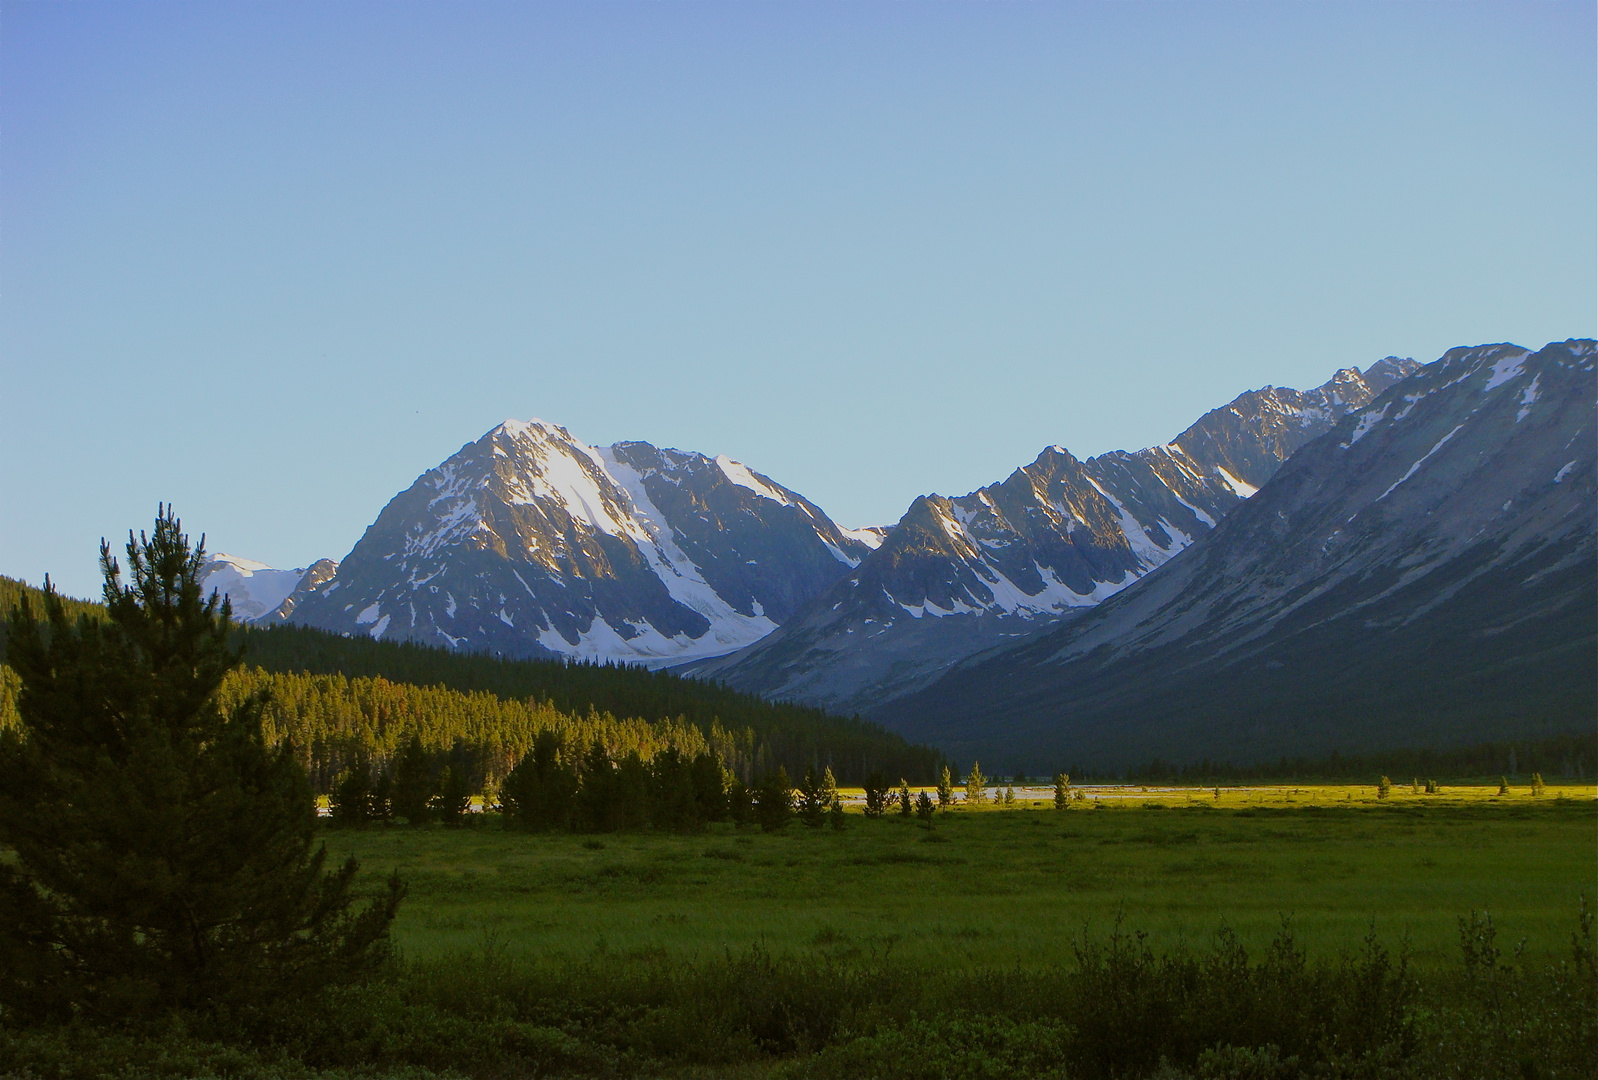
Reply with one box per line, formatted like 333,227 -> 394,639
0,575 -> 944,795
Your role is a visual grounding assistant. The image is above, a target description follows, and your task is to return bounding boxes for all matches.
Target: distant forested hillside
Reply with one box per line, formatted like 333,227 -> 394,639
0,576 -> 943,788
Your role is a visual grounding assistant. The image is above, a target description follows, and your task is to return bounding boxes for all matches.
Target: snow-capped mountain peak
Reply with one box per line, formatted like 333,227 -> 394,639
284,421 -> 878,666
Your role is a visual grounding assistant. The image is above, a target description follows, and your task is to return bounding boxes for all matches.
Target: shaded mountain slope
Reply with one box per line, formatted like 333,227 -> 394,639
876,340 -> 1597,770
691,358 -> 1419,712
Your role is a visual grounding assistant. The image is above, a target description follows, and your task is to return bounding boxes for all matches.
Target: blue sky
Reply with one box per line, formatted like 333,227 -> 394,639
3,1 -> 1593,598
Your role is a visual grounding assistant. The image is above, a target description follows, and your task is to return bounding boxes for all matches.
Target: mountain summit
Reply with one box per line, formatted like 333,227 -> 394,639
878,339 -> 1596,769
688,358 -> 1421,711
282,420 -> 878,665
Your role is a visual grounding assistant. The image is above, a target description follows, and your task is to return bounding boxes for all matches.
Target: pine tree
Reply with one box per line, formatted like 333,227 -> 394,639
965,761 -> 987,805
648,748 -> 696,832
821,765 -> 840,809
1002,785 -> 1016,808
0,509 -> 401,1018
1054,772 -> 1071,810
330,762 -> 373,827
937,765 -> 954,809
915,790 -> 935,823
828,795 -> 847,830
1377,776 -> 1392,800
501,729 -> 575,831
1532,772 -> 1546,797
690,752 -> 728,822
897,779 -> 913,816
434,764 -> 470,826
862,770 -> 889,818
798,765 -> 828,827
391,733 -> 436,825
726,773 -> 753,826
370,764 -> 394,824
754,767 -> 792,832
1497,776 -> 1510,796
575,740 -> 618,832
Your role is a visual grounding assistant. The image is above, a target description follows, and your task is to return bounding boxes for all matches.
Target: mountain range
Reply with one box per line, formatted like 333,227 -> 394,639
199,339 -> 1593,766
687,358 -> 1421,711
875,339 -> 1596,769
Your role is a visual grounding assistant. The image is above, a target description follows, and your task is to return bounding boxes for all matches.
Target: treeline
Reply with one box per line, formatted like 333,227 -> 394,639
0,575 -> 943,785
1125,732 -> 1596,783
235,621 -> 940,783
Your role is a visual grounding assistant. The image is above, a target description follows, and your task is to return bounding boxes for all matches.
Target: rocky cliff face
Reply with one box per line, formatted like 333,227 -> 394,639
877,340 -> 1596,769
688,358 -> 1420,712
282,420 -> 878,666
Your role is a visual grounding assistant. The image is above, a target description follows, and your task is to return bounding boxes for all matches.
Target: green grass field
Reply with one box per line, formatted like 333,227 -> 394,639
325,783 -> 1598,974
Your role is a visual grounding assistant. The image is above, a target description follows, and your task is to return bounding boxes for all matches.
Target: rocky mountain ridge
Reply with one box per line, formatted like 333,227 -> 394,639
687,357 -> 1421,711
275,420 -> 880,666
875,339 -> 1597,769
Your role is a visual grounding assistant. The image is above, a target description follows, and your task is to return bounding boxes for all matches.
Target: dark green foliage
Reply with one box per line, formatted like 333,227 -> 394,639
1,575 -> 946,792
754,767 -> 792,832
726,774 -> 752,826
797,766 -> 828,828
330,762 -> 373,827
862,771 -> 888,818
574,741 -> 619,833
691,752 -> 728,822
1498,775 -> 1510,795
647,748 -> 699,833
391,733 -> 436,825
1378,775 -> 1392,799
1126,733 -> 1597,784
915,790 -> 935,823
369,765 -> 394,824
0,510 -> 401,1019
897,779 -> 913,816
434,765 -> 470,827
9,909 -> 1586,1080
499,729 -> 575,832
938,764 -> 954,809
829,795 -> 847,831
616,751 -> 652,831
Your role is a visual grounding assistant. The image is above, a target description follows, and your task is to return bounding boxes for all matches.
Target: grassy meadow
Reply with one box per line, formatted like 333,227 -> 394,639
331,783 -> 1598,974
7,784 -> 1593,1080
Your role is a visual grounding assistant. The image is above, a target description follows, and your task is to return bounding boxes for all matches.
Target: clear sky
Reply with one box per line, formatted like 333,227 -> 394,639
3,1 -> 1593,598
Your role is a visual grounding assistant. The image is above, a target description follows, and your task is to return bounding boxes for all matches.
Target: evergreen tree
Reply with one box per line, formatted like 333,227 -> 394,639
647,748 -> 696,832
690,751 -> 727,822
726,773 -> 753,826
500,729 -> 575,831
862,771 -> 889,818
575,741 -> 619,832
937,765 -> 954,809
1532,772 -> 1546,797
0,509 -> 401,1018
897,779 -> 913,816
915,790 -> 935,823
1377,776 -> 1392,800
798,765 -> 828,827
330,763 -> 372,828
1002,785 -> 1016,808
821,765 -> 840,809
434,764 -> 470,826
754,767 -> 792,832
1053,772 -> 1071,810
391,733 -> 436,825
1497,776 -> 1510,796
369,764 -> 394,824
828,795 -> 847,830
965,761 -> 987,805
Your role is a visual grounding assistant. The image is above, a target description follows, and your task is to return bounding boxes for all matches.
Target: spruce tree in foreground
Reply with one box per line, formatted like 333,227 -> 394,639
937,765 -> 954,809
965,761 -> 988,805
0,509 -> 402,1019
